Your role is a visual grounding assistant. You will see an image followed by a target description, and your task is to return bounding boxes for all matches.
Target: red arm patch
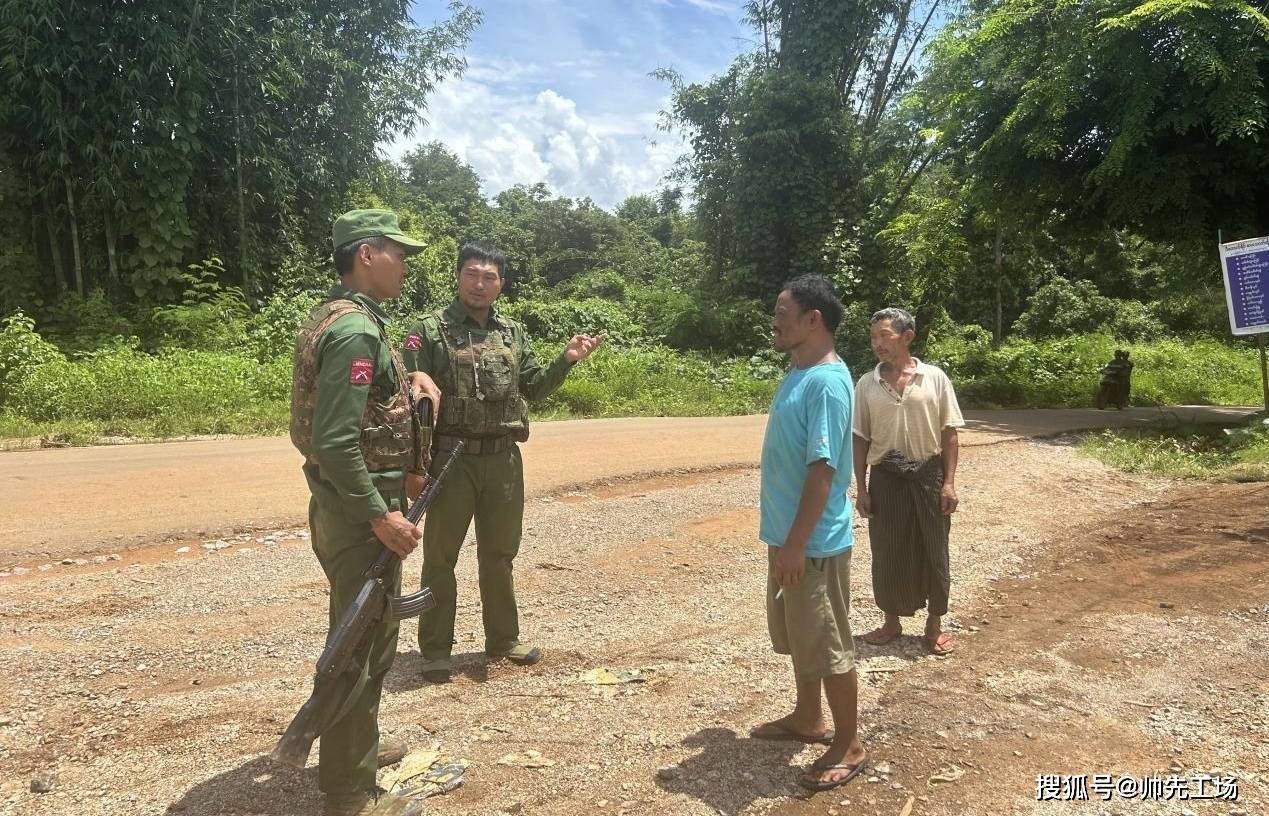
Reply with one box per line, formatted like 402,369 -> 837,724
349,359 -> 374,385
404,333 -> 422,351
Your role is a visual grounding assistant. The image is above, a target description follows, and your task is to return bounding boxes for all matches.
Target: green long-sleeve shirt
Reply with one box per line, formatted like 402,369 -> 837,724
401,300 -> 573,404
303,284 -> 404,522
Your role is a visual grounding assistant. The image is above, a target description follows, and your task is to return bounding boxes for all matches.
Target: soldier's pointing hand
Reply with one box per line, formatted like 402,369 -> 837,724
565,331 -> 608,363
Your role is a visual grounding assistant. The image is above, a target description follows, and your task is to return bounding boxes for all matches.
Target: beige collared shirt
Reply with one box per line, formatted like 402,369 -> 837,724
853,358 -> 964,466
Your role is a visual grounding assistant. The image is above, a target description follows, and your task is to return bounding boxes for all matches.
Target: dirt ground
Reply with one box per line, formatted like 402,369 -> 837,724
0,436 -> 1266,816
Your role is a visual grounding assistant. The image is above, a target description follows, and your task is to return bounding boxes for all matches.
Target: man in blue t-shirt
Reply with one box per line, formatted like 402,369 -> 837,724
749,274 -> 867,792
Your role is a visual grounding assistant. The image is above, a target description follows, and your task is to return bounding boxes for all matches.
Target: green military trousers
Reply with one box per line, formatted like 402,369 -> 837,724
417,445 -> 525,663
309,490 -> 404,796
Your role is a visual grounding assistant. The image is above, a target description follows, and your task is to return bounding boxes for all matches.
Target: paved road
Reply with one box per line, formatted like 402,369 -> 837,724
0,406 -> 1254,563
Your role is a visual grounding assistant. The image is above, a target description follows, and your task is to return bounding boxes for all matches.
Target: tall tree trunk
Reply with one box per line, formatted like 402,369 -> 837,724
993,219 -> 1004,345
65,179 -> 84,297
233,0 -> 249,295
877,1 -> 942,116
103,208 -> 120,291
883,144 -> 938,218
235,141 -> 248,293
863,0 -> 913,135
41,190 -> 67,294
760,0 -> 771,62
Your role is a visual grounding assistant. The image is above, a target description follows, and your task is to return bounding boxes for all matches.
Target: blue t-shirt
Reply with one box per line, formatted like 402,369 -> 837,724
759,360 -> 854,557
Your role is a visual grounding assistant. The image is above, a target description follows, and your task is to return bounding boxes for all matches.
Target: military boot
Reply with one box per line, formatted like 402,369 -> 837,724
419,657 -> 451,684
377,735 -> 408,767
324,787 -> 425,816
486,641 -> 542,666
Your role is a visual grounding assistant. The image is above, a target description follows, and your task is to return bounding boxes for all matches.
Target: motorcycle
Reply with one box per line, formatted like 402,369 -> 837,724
1096,364 -> 1129,410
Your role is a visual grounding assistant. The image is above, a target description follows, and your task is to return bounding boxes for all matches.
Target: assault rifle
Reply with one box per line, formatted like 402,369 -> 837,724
271,401 -> 461,769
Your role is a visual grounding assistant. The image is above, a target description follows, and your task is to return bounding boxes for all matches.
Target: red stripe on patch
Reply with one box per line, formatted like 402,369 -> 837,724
404,333 -> 422,351
349,359 -> 374,385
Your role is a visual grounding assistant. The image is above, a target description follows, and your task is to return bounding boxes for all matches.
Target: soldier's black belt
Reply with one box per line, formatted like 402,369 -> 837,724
435,434 -> 514,455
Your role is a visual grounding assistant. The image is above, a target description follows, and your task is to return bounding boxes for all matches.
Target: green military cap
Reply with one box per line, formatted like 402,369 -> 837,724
332,209 -> 426,253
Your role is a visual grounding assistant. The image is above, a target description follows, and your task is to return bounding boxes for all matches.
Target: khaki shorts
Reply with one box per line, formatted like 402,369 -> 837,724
766,547 -> 855,679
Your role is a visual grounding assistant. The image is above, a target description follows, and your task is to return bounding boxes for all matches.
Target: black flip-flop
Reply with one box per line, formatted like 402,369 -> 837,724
799,760 -> 867,791
749,721 -> 835,745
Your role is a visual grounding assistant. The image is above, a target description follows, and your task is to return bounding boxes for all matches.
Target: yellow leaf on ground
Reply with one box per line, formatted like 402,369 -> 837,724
380,747 -> 440,790
581,667 -> 648,685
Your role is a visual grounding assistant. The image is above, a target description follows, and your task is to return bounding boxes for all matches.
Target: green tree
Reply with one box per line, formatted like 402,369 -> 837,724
660,0 -> 948,308
400,140 -> 486,230
923,0 -> 1269,243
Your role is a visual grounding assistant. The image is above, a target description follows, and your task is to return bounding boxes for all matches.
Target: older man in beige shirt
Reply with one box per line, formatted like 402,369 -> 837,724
852,308 -> 964,656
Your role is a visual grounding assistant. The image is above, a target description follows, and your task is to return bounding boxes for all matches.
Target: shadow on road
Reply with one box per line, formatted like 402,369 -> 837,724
166,755 -> 319,816
385,650 -> 491,694
654,727 -> 808,814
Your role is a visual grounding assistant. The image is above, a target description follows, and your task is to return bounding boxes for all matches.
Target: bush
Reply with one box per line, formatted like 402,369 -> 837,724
663,297 -> 770,354
554,269 -> 629,302
145,258 -> 251,351
1107,300 -> 1166,342
244,291 -> 323,362
39,290 -> 137,353
1014,276 -> 1165,341
1153,291 -> 1229,337
0,311 -> 66,404
538,344 -> 778,418
834,300 -> 882,374
500,297 -> 647,347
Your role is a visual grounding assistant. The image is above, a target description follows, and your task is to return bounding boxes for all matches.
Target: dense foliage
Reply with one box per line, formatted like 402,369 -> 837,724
0,0 -> 478,306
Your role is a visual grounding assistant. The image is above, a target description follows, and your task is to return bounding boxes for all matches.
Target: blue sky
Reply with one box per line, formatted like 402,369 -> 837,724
394,0 -> 754,209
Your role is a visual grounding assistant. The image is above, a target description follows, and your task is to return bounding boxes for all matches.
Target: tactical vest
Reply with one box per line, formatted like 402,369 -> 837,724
430,310 -> 530,441
290,299 -> 426,473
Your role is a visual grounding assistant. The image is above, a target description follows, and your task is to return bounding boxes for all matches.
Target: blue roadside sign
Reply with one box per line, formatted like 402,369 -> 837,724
1221,236 -> 1269,336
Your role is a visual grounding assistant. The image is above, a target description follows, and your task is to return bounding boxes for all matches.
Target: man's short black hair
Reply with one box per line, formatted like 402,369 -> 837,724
333,236 -> 387,276
456,241 -> 507,278
783,274 -> 843,333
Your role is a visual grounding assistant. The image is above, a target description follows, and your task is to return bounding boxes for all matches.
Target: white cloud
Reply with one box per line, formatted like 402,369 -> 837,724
648,0 -> 741,15
682,0 -> 741,14
393,79 -> 685,210
463,57 -> 546,85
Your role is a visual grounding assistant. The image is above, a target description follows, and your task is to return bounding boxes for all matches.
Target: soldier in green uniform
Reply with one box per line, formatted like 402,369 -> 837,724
289,209 -> 442,816
401,241 -> 605,683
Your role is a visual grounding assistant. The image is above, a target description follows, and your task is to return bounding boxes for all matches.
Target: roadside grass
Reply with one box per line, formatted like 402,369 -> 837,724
1079,417 -> 1269,481
0,404 -> 290,449
0,345 -> 777,448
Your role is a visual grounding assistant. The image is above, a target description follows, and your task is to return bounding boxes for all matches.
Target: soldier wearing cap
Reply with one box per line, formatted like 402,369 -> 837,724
401,240 -> 605,683
289,209 -> 442,816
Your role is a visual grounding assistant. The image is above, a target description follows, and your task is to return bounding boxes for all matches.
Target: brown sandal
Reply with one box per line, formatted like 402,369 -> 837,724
925,631 -> 954,656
